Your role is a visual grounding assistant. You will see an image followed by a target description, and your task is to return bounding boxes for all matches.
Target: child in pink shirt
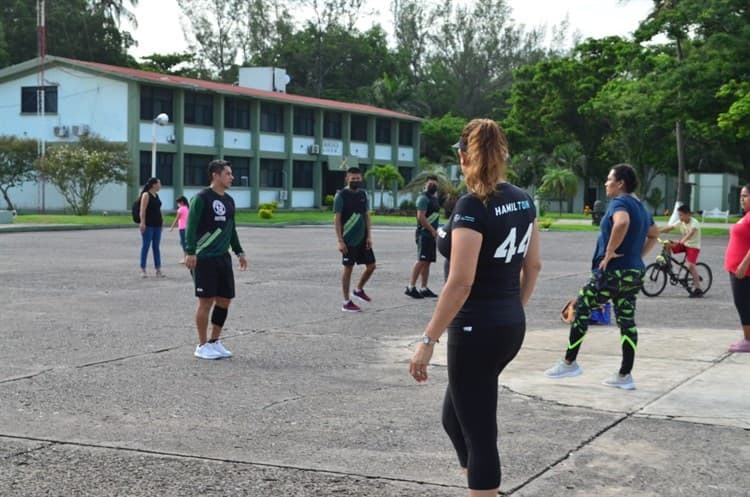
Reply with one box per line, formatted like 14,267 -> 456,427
170,196 -> 189,264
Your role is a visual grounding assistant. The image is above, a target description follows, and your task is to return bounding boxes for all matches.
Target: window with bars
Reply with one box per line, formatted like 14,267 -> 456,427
21,86 -> 58,114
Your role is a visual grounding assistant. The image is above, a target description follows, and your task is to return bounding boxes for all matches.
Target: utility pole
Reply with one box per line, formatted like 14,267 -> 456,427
37,0 -> 47,213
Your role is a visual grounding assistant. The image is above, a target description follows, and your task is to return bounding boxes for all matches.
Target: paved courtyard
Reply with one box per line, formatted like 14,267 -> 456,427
0,226 -> 748,496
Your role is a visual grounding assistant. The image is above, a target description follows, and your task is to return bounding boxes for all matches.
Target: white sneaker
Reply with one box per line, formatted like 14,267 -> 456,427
194,343 -> 222,360
211,340 -> 233,358
544,359 -> 583,378
602,373 -> 636,390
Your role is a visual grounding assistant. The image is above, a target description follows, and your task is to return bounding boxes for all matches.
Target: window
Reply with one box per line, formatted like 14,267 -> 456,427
261,103 -> 283,133
139,151 -> 174,186
225,156 -> 251,186
294,108 -> 315,136
183,154 -> 214,186
260,159 -> 284,187
376,119 -> 391,144
140,85 -> 173,120
21,86 -> 58,114
225,98 -> 250,130
323,112 -> 342,139
399,167 -> 414,184
351,115 -> 368,141
398,122 -> 413,146
293,161 -> 314,188
184,92 -> 214,126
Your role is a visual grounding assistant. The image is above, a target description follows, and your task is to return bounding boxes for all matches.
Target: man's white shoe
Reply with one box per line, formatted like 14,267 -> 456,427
194,343 -> 222,360
211,340 -> 233,358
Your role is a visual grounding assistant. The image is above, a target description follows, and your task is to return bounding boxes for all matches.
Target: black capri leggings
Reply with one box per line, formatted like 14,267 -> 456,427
729,273 -> 750,325
442,322 -> 525,490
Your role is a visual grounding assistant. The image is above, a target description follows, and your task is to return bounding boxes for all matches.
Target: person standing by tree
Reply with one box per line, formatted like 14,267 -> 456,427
185,160 -> 247,360
409,119 -> 542,497
545,164 -> 659,389
334,167 -> 376,312
138,177 -> 164,278
725,184 -> 750,353
406,175 -> 440,298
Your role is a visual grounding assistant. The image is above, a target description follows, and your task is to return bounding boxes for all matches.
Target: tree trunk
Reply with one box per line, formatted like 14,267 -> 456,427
0,187 -> 15,211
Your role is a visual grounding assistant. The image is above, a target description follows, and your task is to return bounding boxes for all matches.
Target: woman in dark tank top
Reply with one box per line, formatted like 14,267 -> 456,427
138,177 -> 164,278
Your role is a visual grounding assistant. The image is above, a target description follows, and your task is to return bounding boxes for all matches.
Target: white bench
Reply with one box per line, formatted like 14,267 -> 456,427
701,207 -> 729,223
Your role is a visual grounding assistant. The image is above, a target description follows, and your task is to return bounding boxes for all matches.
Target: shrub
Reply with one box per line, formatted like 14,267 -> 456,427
583,205 -> 592,216
258,208 -> 273,219
539,217 -> 553,230
399,199 -> 417,210
257,201 -> 278,213
324,194 -> 334,206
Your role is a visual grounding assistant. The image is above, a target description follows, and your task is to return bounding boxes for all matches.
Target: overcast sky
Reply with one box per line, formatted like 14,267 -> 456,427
128,0 -> 654,59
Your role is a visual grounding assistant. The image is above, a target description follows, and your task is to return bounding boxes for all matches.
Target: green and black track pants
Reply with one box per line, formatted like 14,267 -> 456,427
565,268 -> 644,375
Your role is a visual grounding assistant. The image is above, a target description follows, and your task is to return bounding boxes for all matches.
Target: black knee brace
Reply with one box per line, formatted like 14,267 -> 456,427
211,306 -> 228,328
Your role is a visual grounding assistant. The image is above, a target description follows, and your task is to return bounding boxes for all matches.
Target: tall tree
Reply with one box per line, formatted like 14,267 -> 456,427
177,0 -> 241,81
0,0 -> 135,67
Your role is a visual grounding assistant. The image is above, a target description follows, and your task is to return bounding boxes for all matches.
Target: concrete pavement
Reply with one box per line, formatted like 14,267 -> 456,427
0,226 -> 747,496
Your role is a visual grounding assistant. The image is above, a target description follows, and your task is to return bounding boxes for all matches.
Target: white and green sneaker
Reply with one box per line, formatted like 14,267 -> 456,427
544,359 -> 582,378
603,373 -> 635,390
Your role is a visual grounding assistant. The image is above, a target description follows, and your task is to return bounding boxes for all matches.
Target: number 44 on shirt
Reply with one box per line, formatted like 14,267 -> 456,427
494,223 -> 533,263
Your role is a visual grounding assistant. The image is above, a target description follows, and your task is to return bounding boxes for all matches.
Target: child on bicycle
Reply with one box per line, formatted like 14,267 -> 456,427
659,204 -> 703,297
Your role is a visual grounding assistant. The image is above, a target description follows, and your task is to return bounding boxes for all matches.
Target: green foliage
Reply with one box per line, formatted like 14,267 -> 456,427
538,167 -> 578,215
365,164 -> 404,210
0,136 -> 38,211
399,199 -> 416,210
35,135 -> 129,215
539,217 -> 553,230
324,194 -> 335,207
645,187 -> 664,215
718,80 -> 750,139
257,201 -> 278,213
0,0 -> 136,68
420,114 -> 468,164
258,208 -> 273,219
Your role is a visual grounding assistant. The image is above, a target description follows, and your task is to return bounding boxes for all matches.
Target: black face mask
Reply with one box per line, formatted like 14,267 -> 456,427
349,181 -> 360,190
427,185 -> 438,195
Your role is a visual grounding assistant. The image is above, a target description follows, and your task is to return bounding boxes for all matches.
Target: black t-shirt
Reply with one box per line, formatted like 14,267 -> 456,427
144,192 -> 162,227
438,183 -> 536,325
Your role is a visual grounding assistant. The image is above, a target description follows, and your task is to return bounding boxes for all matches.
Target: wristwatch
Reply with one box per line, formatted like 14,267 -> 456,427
421,335 -> 438,345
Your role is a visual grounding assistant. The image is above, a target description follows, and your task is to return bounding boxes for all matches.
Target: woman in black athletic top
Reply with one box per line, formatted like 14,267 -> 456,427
409,118 -> 542,496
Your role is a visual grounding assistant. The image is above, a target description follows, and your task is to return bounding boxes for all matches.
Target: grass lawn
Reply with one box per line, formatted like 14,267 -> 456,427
13,210 -> 733,235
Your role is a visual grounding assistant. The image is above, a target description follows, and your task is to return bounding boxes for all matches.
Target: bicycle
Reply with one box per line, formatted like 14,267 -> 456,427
641,239 -> 713,297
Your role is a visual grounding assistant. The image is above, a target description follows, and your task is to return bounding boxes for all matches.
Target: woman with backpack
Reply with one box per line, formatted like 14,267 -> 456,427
138,177 -> 165,278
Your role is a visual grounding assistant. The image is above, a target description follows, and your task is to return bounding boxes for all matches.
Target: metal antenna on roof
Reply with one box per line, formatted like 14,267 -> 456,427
36,0 -> 47,213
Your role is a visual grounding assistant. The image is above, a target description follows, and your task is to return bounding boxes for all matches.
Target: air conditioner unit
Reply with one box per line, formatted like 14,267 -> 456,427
308,144 -> 320,155
53,125 -> 69,138
72,124 -> 90,137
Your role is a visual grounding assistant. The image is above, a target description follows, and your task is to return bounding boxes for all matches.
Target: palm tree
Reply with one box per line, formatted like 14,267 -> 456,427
539,167 -> 578,216
93,0 -> 139,27
365,164 -> 404,210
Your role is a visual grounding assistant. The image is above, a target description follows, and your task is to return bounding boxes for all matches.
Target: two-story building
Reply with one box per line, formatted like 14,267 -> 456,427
0,56 -> 421,212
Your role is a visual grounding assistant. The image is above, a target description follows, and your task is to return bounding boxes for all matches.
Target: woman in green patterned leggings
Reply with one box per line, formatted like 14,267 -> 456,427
545,164 -> 659,389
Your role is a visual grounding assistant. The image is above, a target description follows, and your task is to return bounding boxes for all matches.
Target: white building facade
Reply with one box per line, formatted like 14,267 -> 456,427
0,57 -> 421,213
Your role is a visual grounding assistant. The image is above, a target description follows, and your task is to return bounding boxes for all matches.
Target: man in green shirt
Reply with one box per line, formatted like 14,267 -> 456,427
406,175 -> 440,298
185,160 -> 248,359
334,167 -> 376,312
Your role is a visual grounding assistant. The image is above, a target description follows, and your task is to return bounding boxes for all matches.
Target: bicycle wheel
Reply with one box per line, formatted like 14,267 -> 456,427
641,263 -> 667,297
686,262 -> 713,295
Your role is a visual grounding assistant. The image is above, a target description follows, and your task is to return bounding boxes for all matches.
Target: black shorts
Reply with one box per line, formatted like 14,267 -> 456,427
342,241 -> 376,266
194,253 -> 235,299
416,232 -> 436,262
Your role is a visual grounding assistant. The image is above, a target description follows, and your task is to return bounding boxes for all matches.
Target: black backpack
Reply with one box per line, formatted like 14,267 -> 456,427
132,198 -> 141,223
